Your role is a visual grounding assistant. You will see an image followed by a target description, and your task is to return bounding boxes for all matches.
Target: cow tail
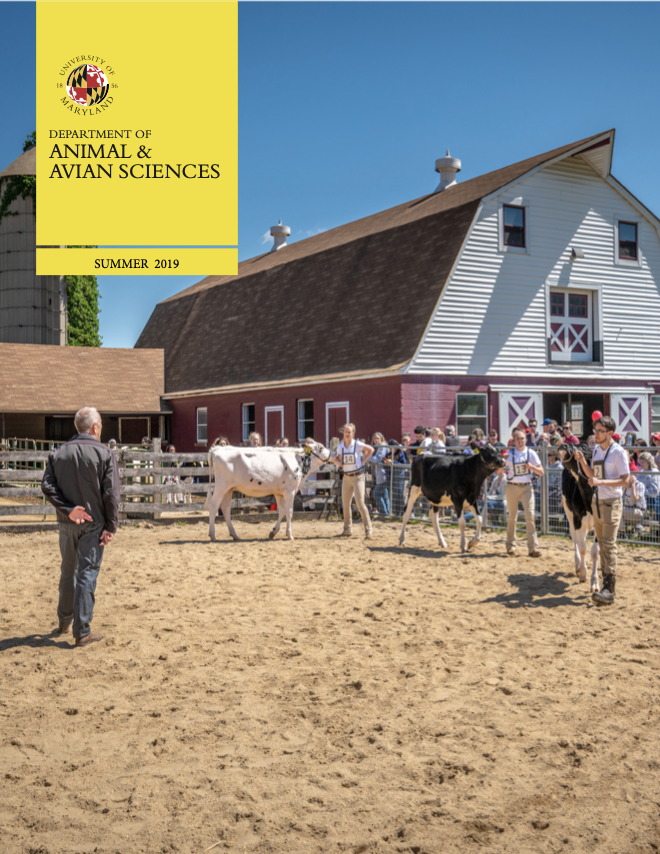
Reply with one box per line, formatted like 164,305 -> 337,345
204,450 -> 215,509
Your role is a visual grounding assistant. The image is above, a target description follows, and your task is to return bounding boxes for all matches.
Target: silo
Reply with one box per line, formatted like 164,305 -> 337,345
0,145 -> 67,345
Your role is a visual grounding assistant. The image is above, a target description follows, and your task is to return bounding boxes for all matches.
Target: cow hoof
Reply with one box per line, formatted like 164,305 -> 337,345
269,531 -> 276,540
467,539 -> 479,551
591,583 -> 600,593
579,575 -> 588,584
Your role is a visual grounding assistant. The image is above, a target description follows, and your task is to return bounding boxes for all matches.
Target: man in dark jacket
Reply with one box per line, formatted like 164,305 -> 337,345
42,407 -> 120,646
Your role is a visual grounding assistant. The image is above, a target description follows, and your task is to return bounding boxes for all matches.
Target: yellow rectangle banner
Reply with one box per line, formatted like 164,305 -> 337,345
36,2 -> 237,251
36,247 -> 238,276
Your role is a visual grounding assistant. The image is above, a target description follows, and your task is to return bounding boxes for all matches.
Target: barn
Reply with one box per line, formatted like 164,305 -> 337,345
136,129 -> 660,450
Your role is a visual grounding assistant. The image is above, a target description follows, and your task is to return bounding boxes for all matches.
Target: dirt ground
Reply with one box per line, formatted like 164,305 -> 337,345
1,518 -> 660,854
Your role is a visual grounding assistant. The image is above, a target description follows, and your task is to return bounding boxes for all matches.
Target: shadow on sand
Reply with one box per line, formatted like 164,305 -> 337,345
0,630 -> 75,652
481,571 -> 588,608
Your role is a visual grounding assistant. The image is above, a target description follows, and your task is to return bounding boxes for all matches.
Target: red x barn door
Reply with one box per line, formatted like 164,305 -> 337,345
549,290 -> 593,362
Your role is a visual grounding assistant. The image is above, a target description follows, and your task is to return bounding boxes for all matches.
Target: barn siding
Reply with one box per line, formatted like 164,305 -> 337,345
401,375 -> 660,439
410,156 -> 660,380
167,376 -> 404,452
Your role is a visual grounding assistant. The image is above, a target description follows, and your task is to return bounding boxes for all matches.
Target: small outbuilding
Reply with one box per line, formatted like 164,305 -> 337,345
0,343 -> 169,445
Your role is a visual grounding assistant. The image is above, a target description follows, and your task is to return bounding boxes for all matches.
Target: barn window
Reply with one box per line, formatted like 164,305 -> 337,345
550,292 -> 564,316
196,407 -> 208,444
298,399 -> 314,442
618,221 -> 638,260
503,205 -> 525,247
568,293 -> 587,318
456,393 -> 488,440
242,404 -> 255,442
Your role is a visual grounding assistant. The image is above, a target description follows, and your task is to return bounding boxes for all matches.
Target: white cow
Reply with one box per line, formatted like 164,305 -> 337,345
204,441 -> 333,541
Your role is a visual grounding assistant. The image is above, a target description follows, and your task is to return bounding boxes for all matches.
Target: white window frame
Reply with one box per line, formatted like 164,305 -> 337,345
614,217 -> 642,268
456,392 -> 488,440
264,406 -> 284,446
297,399 -> 314,443
196,407 -> 208,444
242,403 -> 255,442
652,396 -> 660,436
325,401 -> 350,446
498,197 -> 530,255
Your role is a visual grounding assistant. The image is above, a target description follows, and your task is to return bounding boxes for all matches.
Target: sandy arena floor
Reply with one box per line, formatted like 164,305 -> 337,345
1,518 -> 660,854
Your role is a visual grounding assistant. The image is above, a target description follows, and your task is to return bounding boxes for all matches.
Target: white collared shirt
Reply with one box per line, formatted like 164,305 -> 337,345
592,441 -> 629,499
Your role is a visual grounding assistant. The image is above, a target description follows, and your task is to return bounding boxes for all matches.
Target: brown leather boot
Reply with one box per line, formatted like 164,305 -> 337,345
75,633 -> 103,647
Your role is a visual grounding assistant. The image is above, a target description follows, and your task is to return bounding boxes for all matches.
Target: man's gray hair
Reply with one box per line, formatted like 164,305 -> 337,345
74,406 -> 101,434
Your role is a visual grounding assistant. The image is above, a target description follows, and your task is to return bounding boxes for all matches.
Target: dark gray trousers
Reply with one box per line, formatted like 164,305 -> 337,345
57,523 -> 105,639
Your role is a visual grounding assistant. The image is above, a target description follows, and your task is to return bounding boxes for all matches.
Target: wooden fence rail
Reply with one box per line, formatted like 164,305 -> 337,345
0,450 -> 340,523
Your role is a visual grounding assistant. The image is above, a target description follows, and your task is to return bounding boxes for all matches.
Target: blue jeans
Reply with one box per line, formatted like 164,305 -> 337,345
58,523 -> 105,639
373,482 -> 390,516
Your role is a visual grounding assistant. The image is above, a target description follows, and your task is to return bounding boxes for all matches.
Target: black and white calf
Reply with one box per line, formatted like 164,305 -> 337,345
559,443 -> 600,592
399,445 -> 507,553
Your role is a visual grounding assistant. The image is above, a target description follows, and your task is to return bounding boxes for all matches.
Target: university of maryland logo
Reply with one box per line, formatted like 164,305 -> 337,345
66,64 -> 109,107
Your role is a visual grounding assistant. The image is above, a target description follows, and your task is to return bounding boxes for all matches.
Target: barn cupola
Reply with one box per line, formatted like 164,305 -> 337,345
434,149 -> 461,192
270,219 -> 290,252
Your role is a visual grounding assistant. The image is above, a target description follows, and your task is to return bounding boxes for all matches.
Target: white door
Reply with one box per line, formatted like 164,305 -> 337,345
326,402 -> 349,446
549,289 -> 593,362
498,392 -> 544,441
264,406 -> 284,446
610,393 -> 649,437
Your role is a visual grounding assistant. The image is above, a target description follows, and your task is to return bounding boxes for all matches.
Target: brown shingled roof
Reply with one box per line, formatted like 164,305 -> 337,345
136,131 -> 613,394
0,344 -> 166,414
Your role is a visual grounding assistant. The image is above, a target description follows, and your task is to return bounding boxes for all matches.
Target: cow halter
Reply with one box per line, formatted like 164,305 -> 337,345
302,445 -> 331,475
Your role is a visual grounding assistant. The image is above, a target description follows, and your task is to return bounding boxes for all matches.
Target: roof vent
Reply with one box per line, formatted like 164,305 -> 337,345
270,219 -> 290,252
434,149 -> 461,193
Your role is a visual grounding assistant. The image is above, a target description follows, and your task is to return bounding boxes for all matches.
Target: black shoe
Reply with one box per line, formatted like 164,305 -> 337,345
592,573 -> 616,606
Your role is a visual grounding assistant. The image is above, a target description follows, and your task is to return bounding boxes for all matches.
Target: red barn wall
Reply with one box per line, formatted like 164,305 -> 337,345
167,375 -> 403,452
401,375 -> 492,432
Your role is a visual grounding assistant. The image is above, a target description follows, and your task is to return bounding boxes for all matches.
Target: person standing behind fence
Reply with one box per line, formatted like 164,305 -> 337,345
384,439 -> 408,516
505,428 -> 543,558
370,433 -> 390,517
41,407 -> 119,646
444,425 -> 461,448
638,452 -> 660,518
430,428 -> 446,454
575,416 -> 630,606
332,423 -> 374,538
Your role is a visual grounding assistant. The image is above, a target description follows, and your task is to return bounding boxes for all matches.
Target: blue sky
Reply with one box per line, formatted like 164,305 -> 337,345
2,2 -> 660,348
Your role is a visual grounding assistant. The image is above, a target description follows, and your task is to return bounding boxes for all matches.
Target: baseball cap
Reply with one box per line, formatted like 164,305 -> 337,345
592,410 -> 603,421
653,432 -> 660,441
543,418 -> 552,425
613,433 -> 621,441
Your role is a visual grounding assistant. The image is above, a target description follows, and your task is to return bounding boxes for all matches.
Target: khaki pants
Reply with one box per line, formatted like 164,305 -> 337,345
505,482 -> 539,553
592,497 -> 623,577
342,473 -> 372,534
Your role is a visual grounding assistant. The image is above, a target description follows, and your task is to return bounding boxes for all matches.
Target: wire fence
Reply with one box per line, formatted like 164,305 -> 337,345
362,446 -> 660,547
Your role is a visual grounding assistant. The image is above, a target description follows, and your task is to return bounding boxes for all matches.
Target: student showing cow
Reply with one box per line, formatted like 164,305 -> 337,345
332,423 -> 374,539
505,428 -> 544,557
575,416 -> 630,605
